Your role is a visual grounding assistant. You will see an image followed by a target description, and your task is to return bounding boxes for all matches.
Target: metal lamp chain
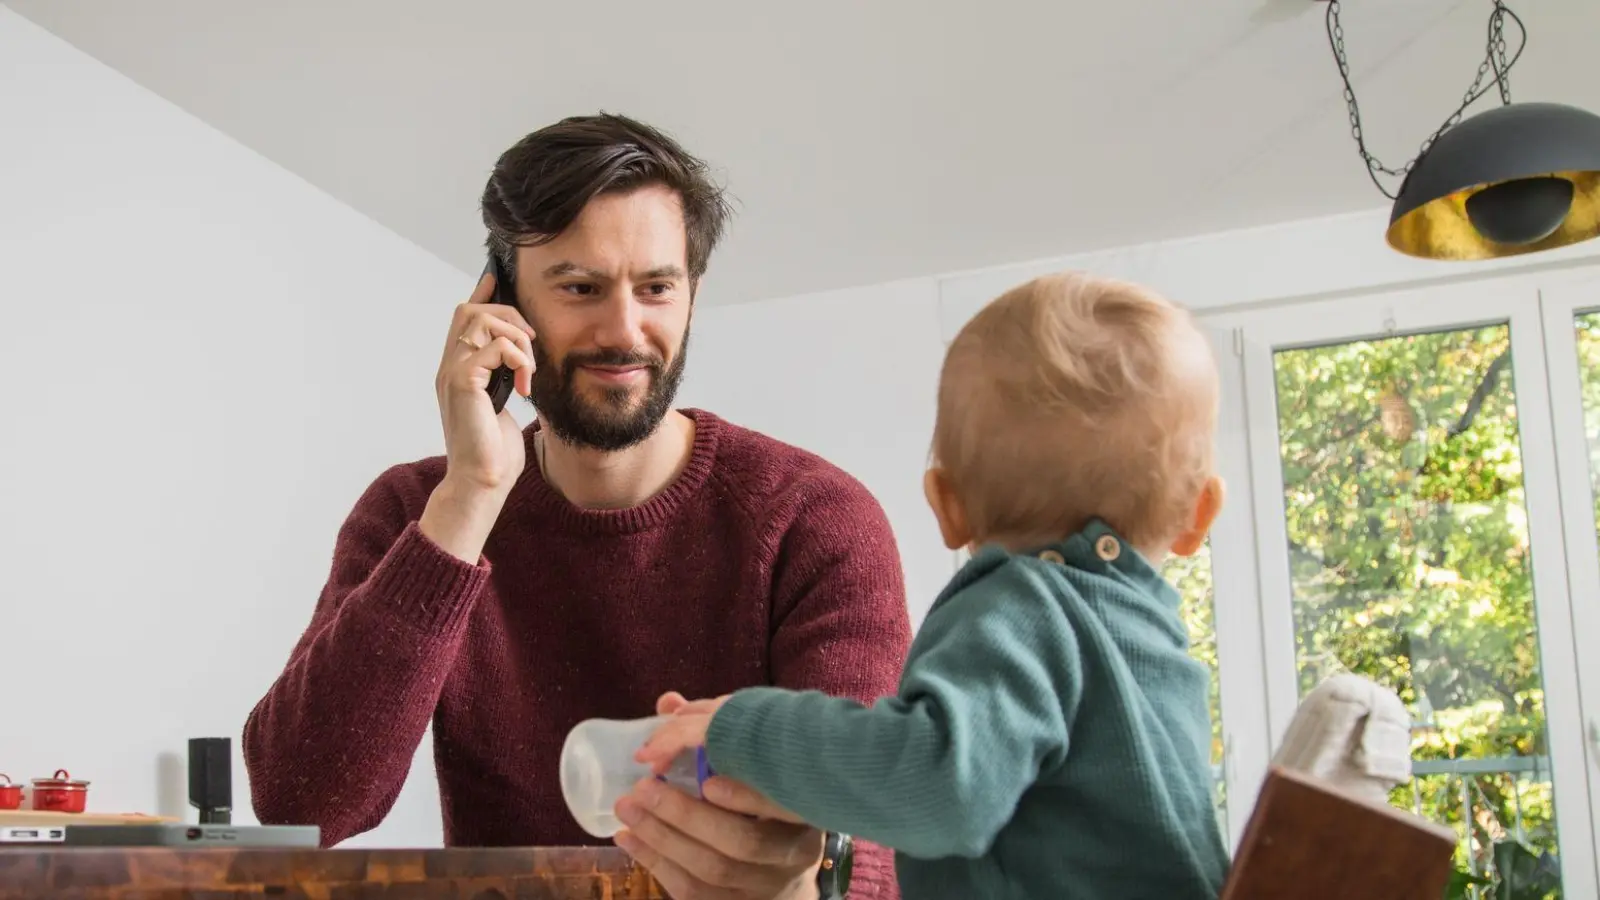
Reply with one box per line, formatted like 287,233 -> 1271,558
1326,0 -> 1526,200
1491,8 -> 1513,106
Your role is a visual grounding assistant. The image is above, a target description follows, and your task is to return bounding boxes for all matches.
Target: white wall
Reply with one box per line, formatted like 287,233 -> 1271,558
0,8 -> 454,845
681,278 -> 951,624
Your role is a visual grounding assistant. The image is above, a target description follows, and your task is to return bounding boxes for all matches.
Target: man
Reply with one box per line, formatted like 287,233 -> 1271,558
241,113 -> 911,900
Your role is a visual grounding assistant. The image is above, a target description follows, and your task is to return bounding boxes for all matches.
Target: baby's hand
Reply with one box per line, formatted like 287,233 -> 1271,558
635,694 -> 730,775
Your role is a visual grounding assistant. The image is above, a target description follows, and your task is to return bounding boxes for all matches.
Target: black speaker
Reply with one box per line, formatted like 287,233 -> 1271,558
187,737 -> 232,825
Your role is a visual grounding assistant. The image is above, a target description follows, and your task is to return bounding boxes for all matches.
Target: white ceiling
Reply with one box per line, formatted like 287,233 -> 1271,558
9,0 -> 1598,306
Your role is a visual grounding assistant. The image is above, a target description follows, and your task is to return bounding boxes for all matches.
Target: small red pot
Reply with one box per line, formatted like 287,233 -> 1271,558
31,769 -> 89,813
0,775 -> 22,810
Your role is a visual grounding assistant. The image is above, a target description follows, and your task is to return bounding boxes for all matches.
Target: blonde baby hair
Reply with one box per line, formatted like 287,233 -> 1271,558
932,271 -> 1220,554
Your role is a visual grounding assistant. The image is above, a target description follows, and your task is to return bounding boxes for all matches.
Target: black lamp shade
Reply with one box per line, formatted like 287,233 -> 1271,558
1386,101 -> 1600,260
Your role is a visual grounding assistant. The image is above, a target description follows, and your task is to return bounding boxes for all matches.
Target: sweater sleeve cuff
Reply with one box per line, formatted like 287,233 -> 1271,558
359,521 -> 492,636
709,693 -> 900,899
704,687 -> 786,779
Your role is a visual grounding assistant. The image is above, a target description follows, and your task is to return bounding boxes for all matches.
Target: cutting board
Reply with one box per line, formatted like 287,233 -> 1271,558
0,809 -> 176,827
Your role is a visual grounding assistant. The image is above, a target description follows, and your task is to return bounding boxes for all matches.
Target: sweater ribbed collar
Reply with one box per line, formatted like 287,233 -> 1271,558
502,407 -> 722,536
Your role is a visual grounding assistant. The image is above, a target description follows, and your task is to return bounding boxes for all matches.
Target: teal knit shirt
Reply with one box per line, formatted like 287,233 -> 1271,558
705,519 -> 1230,899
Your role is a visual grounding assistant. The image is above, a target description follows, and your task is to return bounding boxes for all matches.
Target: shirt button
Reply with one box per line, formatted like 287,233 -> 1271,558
1095,535 -> 1122,561
1038,550 -> 1065,565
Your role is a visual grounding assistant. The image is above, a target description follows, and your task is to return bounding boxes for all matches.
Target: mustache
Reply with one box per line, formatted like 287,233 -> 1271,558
559,347 -> 664,375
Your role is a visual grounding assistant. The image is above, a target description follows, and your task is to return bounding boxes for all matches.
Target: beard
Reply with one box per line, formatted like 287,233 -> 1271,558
525,327 -> 689,452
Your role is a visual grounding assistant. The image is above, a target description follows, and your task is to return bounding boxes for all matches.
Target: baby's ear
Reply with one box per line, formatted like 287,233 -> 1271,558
1171,475 -> 1225,557
923,467 -> 973,550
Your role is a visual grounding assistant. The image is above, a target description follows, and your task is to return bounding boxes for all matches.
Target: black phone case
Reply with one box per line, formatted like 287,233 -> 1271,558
483,255 -> 516,414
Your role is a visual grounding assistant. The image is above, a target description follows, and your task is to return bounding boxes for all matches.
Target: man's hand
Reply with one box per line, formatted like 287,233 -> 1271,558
614,778 -> 822,900
613,692 -> 822,899
419,268 -> 537,563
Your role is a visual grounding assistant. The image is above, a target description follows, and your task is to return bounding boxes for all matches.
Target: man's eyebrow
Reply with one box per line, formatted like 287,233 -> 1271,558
640,265 -> 687,281
542,261 -> 606,280
541,262 -> 688,281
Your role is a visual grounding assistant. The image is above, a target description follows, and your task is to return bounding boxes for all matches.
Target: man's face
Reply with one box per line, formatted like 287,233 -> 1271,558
513,184 -> 694,452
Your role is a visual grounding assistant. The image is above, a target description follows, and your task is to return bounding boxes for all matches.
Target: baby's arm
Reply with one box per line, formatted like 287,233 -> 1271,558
703,562 -> 1083,860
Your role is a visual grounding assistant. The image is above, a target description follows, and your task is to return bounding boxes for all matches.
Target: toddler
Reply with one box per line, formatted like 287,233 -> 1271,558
637,271 -> 1232,899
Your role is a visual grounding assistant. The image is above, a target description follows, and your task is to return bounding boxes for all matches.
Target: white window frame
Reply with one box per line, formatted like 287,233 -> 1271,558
1204,273 -> 1600,896
1539,269 -> 1600,871
1204,324 -> 1275,851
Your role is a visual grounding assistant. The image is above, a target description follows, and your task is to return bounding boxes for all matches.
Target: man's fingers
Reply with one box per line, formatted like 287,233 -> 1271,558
445,312 -> 537,395
640,779 -> 818,869
459,304 -> 536,342
446,338 -> 532,393
443,301 -> 534,371
479,303 -> 537,337
469,317 -> 535,367
614,827 -> 709,900
616,795 -> 754,893
448,301 -> 536,347
481,337 -> 532,377
701,776 -> 806,824
656,692 -> 689,715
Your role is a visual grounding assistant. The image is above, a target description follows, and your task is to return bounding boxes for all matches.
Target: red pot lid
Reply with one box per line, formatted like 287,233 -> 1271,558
32,768 -> 89,789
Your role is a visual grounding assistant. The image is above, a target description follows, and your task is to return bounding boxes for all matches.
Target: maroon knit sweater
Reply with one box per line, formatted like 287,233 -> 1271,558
242,409 -> 911,898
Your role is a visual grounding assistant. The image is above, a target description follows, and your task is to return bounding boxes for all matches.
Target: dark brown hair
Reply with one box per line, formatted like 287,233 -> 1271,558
481,112 -> 732,284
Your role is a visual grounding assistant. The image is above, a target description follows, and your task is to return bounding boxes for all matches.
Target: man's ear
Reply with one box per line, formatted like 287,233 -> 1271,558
924,467 -> 973,551
1171,475 -> 1225,557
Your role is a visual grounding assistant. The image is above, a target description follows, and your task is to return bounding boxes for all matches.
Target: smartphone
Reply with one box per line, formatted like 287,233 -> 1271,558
483,253 -> 517,414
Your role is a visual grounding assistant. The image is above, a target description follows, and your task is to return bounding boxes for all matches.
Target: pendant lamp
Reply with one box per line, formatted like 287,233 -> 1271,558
1386,103 -> 1600,259
1322,1 -> 1600,259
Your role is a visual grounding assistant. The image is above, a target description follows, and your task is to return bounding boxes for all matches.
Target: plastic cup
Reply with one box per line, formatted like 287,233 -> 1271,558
559,715 -> 712,838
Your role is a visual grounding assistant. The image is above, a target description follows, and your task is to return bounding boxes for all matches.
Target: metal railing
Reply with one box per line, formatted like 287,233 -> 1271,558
1407,754 -> 1556,883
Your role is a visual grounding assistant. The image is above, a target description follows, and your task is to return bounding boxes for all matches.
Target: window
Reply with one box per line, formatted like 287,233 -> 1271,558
1216,279 -> 1599,898
1271,326 -> 1560,879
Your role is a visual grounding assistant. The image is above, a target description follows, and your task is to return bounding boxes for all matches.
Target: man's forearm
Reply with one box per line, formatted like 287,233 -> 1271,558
243,523 -> 489,845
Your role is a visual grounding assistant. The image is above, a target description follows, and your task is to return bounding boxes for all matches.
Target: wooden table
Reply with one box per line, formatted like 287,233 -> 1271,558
0,768 -> 1459,898
0,845 -> 666,899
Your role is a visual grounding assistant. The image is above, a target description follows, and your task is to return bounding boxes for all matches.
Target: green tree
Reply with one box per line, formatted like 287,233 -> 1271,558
1164,546 -> 1223,807
1269,324 -> 1559,889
